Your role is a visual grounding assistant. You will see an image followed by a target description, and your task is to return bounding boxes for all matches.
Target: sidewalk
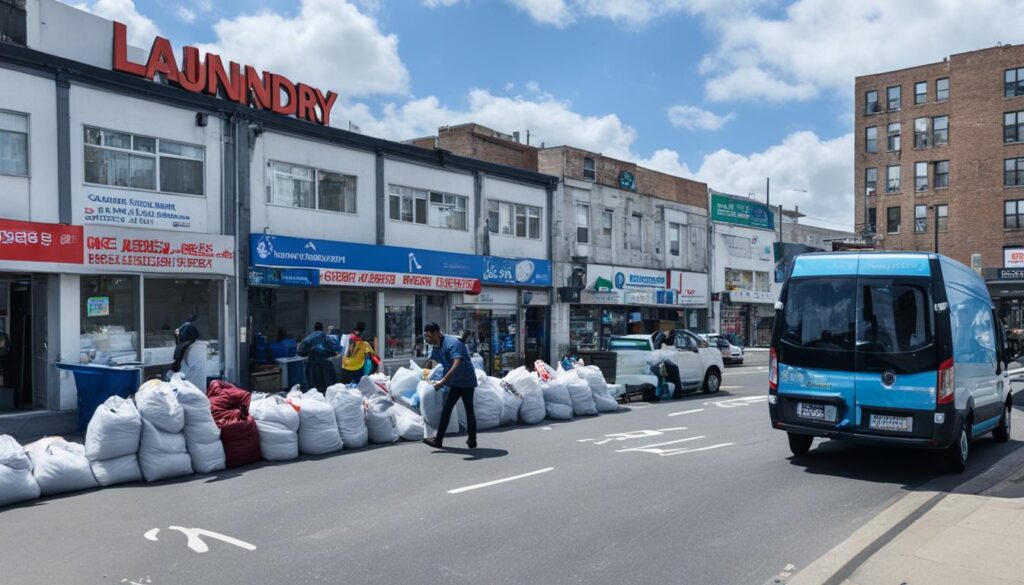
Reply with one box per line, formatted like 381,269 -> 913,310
789,446 -> 1024,585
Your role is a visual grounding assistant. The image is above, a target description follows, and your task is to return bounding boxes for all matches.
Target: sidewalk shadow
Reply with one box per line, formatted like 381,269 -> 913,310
428,447 -> 508,461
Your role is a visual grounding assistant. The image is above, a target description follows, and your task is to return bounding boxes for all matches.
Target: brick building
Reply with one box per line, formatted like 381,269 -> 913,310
855,43 -> 1024,330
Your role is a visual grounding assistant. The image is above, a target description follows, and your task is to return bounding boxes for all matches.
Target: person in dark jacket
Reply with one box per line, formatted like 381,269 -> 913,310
172,314 -> 199,373
300,322 -> 340,392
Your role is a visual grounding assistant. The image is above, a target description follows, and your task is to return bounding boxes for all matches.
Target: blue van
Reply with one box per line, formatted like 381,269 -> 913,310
768,252 -> 1013,472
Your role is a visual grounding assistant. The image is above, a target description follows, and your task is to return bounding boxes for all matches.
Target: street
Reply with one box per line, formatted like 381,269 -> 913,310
3,366 -> 1023,585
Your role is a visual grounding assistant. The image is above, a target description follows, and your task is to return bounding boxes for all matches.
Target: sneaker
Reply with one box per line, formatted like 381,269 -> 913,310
467,439 -> 477,449
423,437 -> 443,449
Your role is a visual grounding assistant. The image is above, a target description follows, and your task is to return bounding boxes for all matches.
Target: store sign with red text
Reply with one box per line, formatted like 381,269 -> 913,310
112,22 -> 338,126
320,269 -> 480,293
0,219 -> 84,265
84,226 -> 234,275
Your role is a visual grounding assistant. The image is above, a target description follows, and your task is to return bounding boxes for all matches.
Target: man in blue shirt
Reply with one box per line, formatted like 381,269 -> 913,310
422,322 -> 478,449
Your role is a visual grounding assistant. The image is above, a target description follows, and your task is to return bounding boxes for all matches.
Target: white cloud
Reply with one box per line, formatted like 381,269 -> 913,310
176,6 -> 196,24
509,0 -> 574,27
699,0 -> 1024,103
197,0 -> 409,98
72,0 -> 159,47
667,104 -> 735,131
643,132 -> 854,229
422,0 -> 465,6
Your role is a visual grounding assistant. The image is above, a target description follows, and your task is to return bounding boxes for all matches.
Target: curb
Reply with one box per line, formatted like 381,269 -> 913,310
785,443 -> 1024,585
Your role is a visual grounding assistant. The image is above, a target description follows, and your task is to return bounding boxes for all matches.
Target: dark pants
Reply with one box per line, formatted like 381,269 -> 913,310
305,358 -> 337,392
434,385 -> 476,446
340,368 -> 363,385
651,361 -> 685,399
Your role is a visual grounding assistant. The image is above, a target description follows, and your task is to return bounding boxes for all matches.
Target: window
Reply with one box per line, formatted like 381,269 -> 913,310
867,207 -> 877,233
934,160 -> 950,188
0,111 -> 28,176
1005,111 -> 1024,143
915,204 -> 927,232
865,167 -> 878,194
936,204 -> 948,232
780,278 -> 856,351
583,157 -> 596,180
886,165 -> 900,193
270,162 -> 314,209
576,203 -> 590,244
914,118 -> 929,148
80,275 -> 139,365
915,162 -> 929,191
915,81 -> 927,104
932,116 -> 948,145
601,209 -> 613,237
317,170 -> 357,214
887,206 -> 901,233
887,85 -> 901,110
487,200 -> 540,239
866,126 -> 878,153
1006,200 -> 1024,229
624,213 -> 642,251
669,222 -> 682,256
1006,158 -> 1024,187
865,90 -> 880,114
859,281 -> 934,353
1005,67 -> 1024,97
390,185 -> 466,229
936,77 -> 949,101
887,122 -> 900,151
144,278 -> 221,370
84,126 -> 204,195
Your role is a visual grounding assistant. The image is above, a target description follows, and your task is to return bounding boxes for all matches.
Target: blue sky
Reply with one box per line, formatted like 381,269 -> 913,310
73,0 -> 1024,230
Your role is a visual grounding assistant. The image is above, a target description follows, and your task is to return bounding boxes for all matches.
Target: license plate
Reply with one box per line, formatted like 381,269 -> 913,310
869,414 -> 913,432
796,402 -> 837,422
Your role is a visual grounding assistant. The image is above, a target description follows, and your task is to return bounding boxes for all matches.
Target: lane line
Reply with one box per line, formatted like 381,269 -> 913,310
661,443 -> 735,456
655,426 -> 690,432
668,408 -> 705,416
447,467 -> 554,494
725,370 -> 769,376
616,436 -> 705,452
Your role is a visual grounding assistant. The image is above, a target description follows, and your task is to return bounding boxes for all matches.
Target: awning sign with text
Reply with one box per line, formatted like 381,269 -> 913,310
321,269 -> 480,293
85,226 -> 234,275
0,219 -> 84,264
82,187 -> 207,232
250,234 -> 551,289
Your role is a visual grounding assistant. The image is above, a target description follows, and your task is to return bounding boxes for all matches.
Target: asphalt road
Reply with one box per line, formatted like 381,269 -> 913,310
3,365 -> 1023,585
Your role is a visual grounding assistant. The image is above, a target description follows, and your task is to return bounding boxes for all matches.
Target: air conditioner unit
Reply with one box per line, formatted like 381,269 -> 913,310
865,188 -> 876,197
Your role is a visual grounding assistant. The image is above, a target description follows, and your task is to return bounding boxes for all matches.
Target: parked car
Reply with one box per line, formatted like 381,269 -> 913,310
698,333 -> 745,365
579,330 -> 724,401
769,252 -> 1013,473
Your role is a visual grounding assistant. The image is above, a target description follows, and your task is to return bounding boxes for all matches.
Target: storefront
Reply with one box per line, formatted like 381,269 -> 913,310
986,260 -> 1024,357
248,233 -> 551,375
567,265 -> 708,352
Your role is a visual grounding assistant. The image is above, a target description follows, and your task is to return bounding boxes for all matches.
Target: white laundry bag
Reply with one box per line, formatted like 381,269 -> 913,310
578,365 -> 619,412
90,453 -> 142,486
365,395 -> 399,444
289,388 -> 344,455
250,393 -> 300,461
84,394 -> 144,486
562,374 -> 599,417
25,437 -> 98,496
136,380 -> 193,482
504,367 -> 544,425
416,381 -> 459,436
325,384 -> 368,449
0,434 -> 40,508
471,372 -> 504,430
540,379 -> 573,420
170,374 -> 225,474
498,380 -> 522,427
392,404 -> 425,441
388,363 -> 423,403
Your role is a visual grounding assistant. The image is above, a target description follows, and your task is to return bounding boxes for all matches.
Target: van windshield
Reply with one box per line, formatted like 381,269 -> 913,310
781,277 -> 934,353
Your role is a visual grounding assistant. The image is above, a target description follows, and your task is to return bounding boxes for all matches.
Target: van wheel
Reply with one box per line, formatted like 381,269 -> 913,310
788,433 -> 813,456
945,421 -> 969,473
994,400 -> 1012,443
702,369 -> 721,394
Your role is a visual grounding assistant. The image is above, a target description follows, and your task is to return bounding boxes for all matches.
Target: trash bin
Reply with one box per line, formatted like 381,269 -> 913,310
275,356 -> 307,390
56,363 -> 142,431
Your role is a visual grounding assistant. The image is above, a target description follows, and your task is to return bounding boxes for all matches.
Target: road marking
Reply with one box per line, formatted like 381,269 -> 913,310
577,438 -> 595,443
145,526 -> 256,554
655,426 -> 689,432
448,467 -> 554,494
660,443 -> 734,456
727,369 -> 769,376
668,408 -> 705,416
704,395 -> 769,408
616,436 -> 705,452
593,428 -> 686,445
719,386 -> 743,390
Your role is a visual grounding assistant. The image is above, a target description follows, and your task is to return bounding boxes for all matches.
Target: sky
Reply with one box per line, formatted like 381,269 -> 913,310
70,0 -> 1024,230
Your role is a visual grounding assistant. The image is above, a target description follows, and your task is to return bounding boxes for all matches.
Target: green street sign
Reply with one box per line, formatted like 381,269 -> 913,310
710,192 -> 775,230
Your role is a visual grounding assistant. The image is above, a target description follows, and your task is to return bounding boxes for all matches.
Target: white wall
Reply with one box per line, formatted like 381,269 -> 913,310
251,131 -> 377,243
0,67 -> 59,223
383,158 -> 475,253
69,85 -> 224,233
58,274 -> 80,410
484,175 -> 548,259
711,222 -> 779,293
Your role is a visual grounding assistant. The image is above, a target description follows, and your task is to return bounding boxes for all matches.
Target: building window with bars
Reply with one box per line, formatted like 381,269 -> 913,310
934,160 -> 950,189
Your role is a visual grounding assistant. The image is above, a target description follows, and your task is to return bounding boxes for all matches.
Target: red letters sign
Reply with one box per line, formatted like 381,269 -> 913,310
112,22 -> 338,126
0,219 -> 84,264
320,269 -> 480,293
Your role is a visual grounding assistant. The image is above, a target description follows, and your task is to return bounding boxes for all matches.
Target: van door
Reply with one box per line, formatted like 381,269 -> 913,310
946,288 -> 1002,431
853,277 -> 940,436
672,331 -> 703,386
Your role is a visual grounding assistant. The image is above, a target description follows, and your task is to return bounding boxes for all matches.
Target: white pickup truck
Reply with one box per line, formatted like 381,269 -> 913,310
582,330 -> 724,400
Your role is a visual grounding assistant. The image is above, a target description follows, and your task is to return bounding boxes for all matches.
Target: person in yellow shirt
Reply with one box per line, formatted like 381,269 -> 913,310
341,323 -> 378,384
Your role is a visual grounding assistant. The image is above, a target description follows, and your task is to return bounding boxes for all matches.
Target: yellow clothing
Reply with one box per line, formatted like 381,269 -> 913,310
342,340 -> 373,371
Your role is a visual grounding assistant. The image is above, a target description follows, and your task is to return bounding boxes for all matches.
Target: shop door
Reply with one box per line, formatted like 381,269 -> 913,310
1,280 -> 32,410
524,307 -> 547,367
491,310 -> 518,376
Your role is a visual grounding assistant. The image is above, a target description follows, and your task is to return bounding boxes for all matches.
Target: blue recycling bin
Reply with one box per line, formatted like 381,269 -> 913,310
56,363 -> 142,431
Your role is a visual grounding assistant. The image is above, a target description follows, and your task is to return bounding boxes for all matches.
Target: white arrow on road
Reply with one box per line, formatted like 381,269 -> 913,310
704,395 -> 769,408
144,527 -> 257,554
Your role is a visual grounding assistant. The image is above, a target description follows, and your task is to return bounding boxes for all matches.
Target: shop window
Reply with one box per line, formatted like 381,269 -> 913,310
383,293 -> 447,361
143,278 -> 222,372
576,203 -> 590,244
84,126 -> 204,195
247,287 -> 307,365
0,110 -> 28,176
487,200 -> 541,239
80,275 -> 139,365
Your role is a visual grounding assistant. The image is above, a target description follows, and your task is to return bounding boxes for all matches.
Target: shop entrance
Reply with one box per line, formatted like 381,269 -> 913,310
0,276 -> 33,412
524,306 -> 547,368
